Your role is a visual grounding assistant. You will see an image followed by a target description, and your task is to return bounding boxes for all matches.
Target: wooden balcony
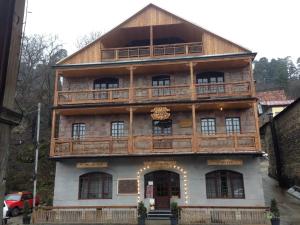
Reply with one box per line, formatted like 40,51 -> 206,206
56,81 -> 251,105
50,133 -> 259,158
101,42 -> 203,61
32,206 -> 269,225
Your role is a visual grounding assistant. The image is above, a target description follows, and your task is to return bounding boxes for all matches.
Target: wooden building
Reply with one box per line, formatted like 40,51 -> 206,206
41,4 -> 267,224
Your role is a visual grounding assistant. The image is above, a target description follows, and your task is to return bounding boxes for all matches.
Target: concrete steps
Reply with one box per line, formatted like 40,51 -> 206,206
147,210 -> 172,220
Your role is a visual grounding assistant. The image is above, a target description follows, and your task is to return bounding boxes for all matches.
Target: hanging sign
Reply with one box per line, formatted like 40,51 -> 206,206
151,107 -> 170,120
144,161 -> 176,168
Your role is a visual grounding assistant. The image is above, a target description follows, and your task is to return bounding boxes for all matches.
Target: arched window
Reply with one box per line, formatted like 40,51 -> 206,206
205,170 -> 245,199
79,172 -> 112,199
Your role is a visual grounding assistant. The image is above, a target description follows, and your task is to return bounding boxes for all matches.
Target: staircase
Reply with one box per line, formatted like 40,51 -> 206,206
147,210 -> 172,220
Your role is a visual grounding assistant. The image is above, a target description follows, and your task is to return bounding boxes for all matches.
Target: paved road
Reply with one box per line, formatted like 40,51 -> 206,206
261,159 -> 300,225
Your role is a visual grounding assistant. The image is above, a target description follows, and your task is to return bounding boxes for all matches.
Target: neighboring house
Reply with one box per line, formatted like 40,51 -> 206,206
260,98 -> 300,187
257,90 -> 294,126
43,3 -> 266,224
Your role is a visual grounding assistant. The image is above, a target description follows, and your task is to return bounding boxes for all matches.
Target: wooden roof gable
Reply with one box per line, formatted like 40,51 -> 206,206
58,3 -> 251,65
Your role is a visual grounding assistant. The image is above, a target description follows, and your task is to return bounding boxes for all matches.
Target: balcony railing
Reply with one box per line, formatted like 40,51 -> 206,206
57,81 -> 251,105
51,133 -> 259,157
101,42 -> 203,61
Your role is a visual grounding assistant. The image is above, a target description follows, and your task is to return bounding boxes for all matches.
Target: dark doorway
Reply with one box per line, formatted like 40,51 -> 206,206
144,170 -> 180,209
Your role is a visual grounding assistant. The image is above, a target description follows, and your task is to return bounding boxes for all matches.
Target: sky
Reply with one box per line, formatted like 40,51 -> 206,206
25,0 -> 300,61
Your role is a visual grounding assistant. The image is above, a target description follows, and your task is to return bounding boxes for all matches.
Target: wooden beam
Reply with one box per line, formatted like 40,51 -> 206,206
192,104 -> 197,152
248,59 -> 255,97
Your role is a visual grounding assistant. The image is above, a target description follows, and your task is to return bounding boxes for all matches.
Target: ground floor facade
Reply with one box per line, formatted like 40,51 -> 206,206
53,155 -> 265,209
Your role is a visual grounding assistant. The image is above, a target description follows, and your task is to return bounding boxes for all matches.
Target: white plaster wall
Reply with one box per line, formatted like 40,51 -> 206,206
53,155 -> 265,207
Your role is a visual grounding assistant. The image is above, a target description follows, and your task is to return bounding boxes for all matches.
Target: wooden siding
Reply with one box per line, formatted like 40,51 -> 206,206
203,32 -> 246,55
121,6 -> 182,28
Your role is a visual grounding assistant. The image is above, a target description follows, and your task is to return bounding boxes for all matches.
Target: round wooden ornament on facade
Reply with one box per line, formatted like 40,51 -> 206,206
151,107 -> 171,120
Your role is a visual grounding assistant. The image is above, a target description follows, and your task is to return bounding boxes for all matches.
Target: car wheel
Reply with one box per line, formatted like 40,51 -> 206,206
11,207 -> 20,217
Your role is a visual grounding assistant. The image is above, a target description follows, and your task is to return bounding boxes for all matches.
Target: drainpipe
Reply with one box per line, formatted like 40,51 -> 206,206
268,113 -> 284,187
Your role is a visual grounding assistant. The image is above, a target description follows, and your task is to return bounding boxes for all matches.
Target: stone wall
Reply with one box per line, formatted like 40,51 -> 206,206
59,108 -> 256,138
62,68 -> 250,91
260,99 -> 300,186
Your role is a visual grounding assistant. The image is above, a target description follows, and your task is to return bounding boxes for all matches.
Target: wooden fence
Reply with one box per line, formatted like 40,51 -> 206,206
180,207 -> 269,225
32,207 -> 137,224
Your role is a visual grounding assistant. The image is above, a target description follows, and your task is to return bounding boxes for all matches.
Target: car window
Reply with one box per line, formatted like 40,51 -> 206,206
4,194 -> 21,201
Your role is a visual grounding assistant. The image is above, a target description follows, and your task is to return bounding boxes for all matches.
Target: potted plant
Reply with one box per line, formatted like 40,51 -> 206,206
138,201 -> 147,225
170,202 -> 179,225
22,201 -> 31,224
267,199 -> 280,225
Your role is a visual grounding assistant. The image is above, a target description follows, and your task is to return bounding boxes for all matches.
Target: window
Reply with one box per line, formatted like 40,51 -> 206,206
152,75 -> 171,96
93,78 -> 119,99
72,123 -> 86,139
201,118 -> 216,135
79,172 -> 112,199
152,120 -> 172,136
225,117 -> 241,134
196,72 -> 224,94
206,170 -> 245,199
111,121 -> 125,137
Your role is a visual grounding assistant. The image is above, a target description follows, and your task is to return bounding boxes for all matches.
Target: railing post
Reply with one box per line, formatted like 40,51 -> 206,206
54,71 -> 59,106
129,66 -> 134,103
150,26 -> 153,57
115,49 -> 119,60
185,44 -> 189,55
234,134 -> 238,151
50,110 -> 56,157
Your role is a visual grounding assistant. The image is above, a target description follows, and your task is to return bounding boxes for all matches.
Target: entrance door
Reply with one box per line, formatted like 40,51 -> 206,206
144,170 -> 180,209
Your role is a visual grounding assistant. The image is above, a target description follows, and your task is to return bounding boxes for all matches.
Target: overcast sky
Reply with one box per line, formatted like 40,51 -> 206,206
25,0 -> 300,61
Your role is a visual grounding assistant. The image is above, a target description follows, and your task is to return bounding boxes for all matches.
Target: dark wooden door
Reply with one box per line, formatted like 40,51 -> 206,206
144,170 -> 180,210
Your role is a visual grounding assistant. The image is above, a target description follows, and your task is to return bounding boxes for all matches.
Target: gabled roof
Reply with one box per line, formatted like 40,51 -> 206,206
257,90 -> 294,106
58,3 -> 251,65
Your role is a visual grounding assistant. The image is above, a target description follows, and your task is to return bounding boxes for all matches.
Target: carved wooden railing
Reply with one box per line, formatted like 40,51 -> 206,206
195,81 -> 251,98
56,81 -> 251,105
101,42 -> 203,61
51,133 -> 259,157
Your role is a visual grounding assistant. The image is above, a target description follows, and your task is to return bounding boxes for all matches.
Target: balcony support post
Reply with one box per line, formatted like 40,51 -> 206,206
129,66 -> 134,103
50,109 -> 56,156
192,104 -> 197,152
253,102 -> 261,150
189,62 -> 196,100
129,107 -> 134,153
248,59 -> 255,96
54,71 -> 59,106
150,25 -> 153,56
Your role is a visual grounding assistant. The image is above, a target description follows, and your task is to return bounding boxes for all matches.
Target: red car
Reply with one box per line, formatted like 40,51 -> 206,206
4,192 -> 40,217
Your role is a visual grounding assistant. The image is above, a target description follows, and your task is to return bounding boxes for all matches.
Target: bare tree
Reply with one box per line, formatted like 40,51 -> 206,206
75,31 -> 102,49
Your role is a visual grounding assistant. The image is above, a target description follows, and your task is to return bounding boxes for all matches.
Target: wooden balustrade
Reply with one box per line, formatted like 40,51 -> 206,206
101,42 -> 203,61
56,81 -> 251,105
32,206 -> 268,225
51,133 -> 259,157
32,206 -> 137,224
195,81 -> 251,98
180,207 -> 269,225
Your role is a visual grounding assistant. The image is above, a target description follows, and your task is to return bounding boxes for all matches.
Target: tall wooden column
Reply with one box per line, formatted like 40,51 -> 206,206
54,71 -> 59,106
189,62 -> 196,100
129,66 -> 134,103
150,26 -> 153,56
129,107 -> 134,153
253,102 -> 261,150
192,104 -> 197,152
50,109 -> 56,157
248,59 -> 255,96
